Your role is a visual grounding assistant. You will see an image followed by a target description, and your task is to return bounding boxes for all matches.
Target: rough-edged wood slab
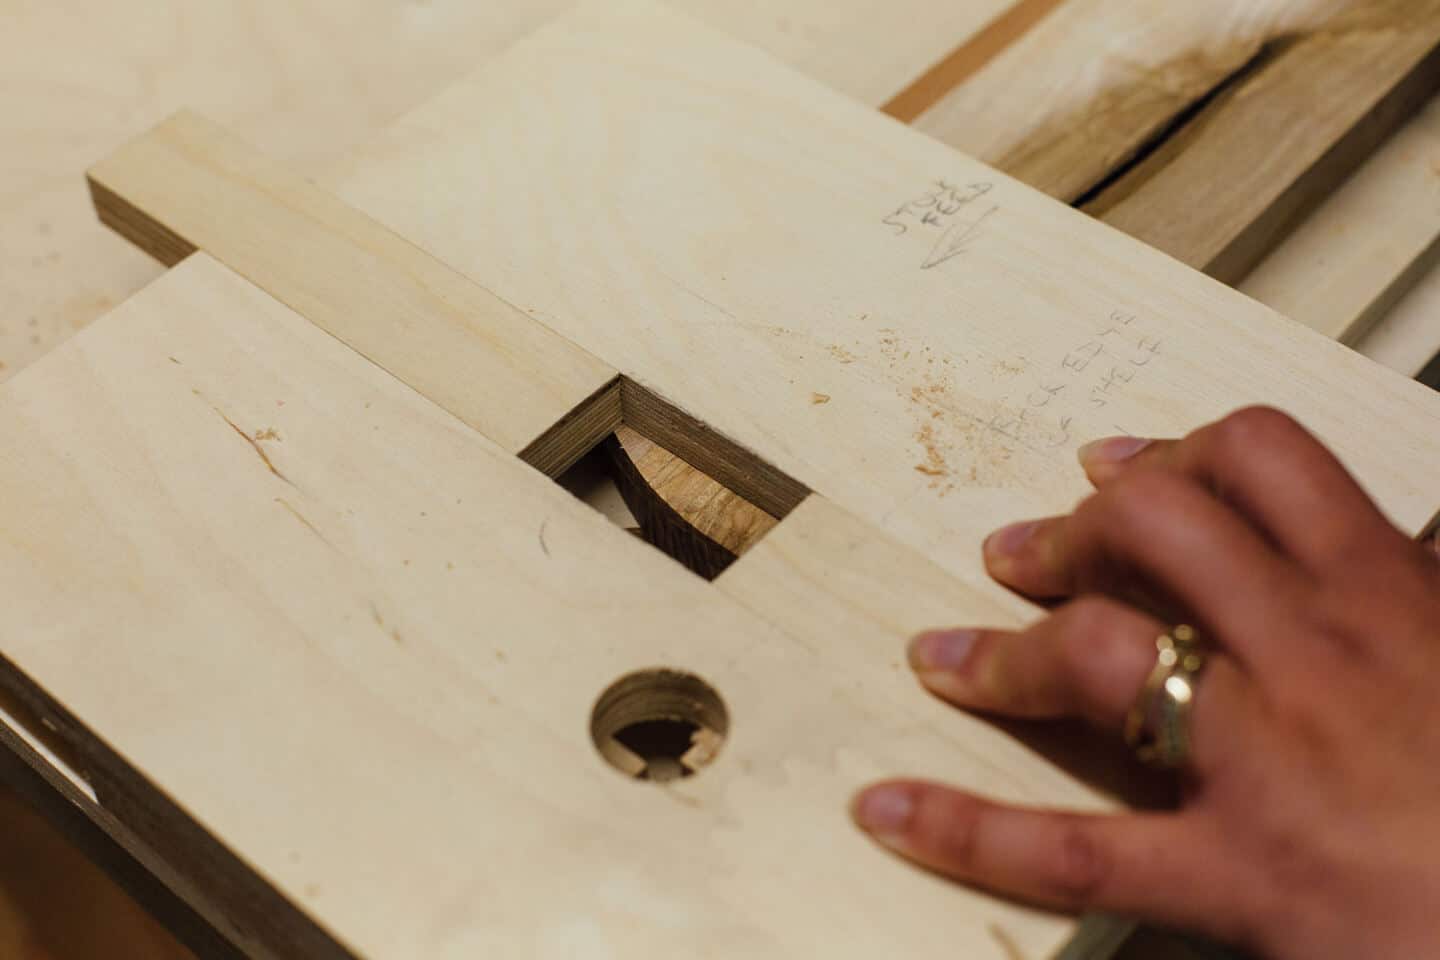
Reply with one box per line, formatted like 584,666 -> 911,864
916,0 -> 1440,283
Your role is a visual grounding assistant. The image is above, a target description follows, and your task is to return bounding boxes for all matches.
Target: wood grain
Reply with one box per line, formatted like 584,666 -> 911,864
1240,89 -> 1440,344
1357,242 -> 1440,376
333,0 -> 1440,561
44,11 -> 1440,952
1090,0 -> 1440,284
914,0 -> 1440,283
0,252 -> 1123,958
621,1 -> 1440,554
0,0 -> 1013,386
0,1 -> 1376,955
606,425 -> 778,579
914,1 -> 1344,202
880,0 -> 1068,123
88,111 -> 619,476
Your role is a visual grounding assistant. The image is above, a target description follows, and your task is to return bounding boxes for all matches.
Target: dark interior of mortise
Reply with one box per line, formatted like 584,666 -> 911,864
551,376 -> 809,580
611,718 -> 705,783
590,669 -> 729,783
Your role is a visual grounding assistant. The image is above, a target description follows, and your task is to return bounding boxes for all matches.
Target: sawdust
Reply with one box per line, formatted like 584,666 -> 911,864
820,325 -> 1017,494
912,422 -> 952,492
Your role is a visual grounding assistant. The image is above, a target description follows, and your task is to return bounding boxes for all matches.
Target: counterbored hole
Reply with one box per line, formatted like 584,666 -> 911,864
590,669 -> 728,783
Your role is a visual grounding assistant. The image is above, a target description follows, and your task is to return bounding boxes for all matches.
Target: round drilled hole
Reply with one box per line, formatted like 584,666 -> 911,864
590,669 -> 728,783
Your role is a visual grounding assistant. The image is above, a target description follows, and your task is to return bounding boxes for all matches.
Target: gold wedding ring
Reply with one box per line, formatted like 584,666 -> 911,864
1124,624 -> 1207,769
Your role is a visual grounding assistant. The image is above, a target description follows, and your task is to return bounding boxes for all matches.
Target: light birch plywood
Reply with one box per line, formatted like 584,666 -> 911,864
0,0 -> 1011,384
87,110 -> 618,476
24,5 -> 1440,957
1358,251 -> 1440,376
0,0 -> 565,382
0,252 -> 1121,959
329,0 -> 1440,595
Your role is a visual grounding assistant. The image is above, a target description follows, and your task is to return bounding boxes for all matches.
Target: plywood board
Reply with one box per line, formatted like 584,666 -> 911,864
14,3 -> 1440,958
0,253 -> 1117,959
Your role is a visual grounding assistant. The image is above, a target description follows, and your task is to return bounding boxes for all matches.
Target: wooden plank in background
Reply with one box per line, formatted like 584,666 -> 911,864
913,0 -> 1440,283
1240,90 -> 1440,344
880,0 -> 1069,123
1091,0 -> 1440,284
913,1 -> 1340,202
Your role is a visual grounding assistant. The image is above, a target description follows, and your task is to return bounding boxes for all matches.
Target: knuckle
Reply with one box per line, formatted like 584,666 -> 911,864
1208,406 -> 1303,458
1046,820 -> 1113,904
1080,470 -> 1178,533
1055,605 -> 1110,678
1062,607 -> 1144,679
1058,595 -> 1120,638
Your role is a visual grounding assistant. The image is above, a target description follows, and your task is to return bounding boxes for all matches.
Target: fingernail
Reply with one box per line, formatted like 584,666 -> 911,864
1077,436 -> 1151,469
908,630 -> 978,671
852,785 -> 914,837
984,520 -> 1038,559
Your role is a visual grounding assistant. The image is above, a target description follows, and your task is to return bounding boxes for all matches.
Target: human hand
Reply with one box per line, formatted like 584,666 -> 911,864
851,407 -> 1440,959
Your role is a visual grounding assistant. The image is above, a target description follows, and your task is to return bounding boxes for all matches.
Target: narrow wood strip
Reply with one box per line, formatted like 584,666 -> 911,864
1239,90 -> 1440,344
880,0 -> 1069,123
1357,252 -> 1440,377
87,111 -> 618,474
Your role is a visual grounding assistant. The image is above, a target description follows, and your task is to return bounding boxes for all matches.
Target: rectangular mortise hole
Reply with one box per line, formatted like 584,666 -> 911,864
551,376 -> 809,580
